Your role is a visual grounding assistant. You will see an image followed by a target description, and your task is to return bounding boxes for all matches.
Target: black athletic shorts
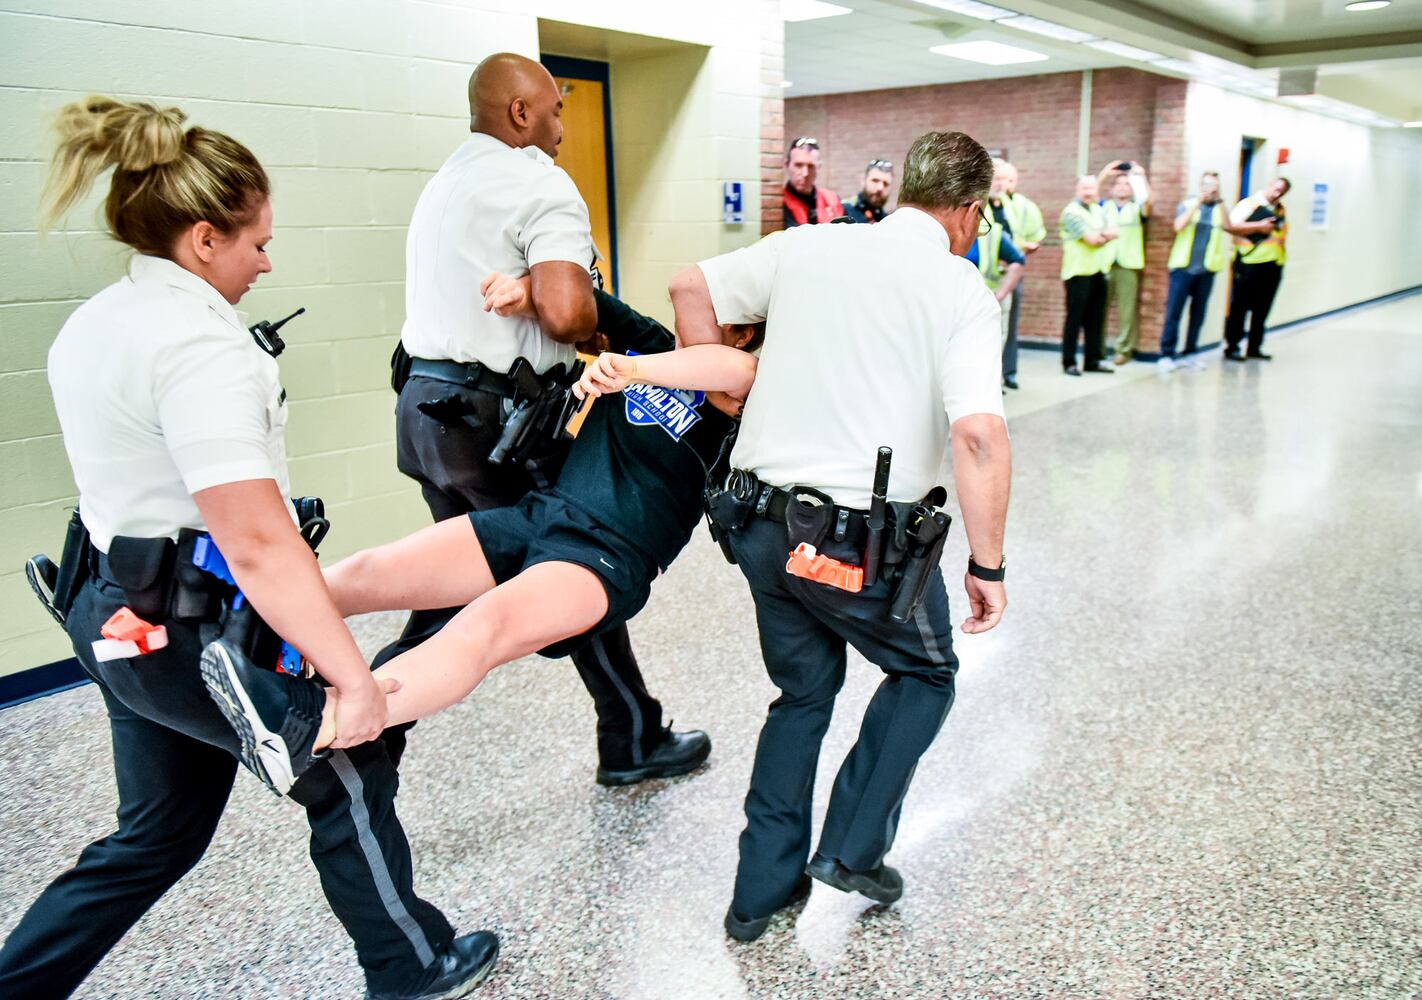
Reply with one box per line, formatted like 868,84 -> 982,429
468,492 -> 656,658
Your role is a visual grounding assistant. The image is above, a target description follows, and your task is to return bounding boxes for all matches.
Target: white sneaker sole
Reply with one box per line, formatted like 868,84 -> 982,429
201,642 -> 296,796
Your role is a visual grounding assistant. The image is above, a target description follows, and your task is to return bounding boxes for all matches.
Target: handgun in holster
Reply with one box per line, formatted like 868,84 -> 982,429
888,490 -> 952,624
703,468 -> 760,565
487,357 -> 586,487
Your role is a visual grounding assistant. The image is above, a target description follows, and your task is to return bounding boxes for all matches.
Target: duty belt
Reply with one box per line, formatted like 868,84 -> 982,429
408,357 -> 516,397
756,486 -> 871,549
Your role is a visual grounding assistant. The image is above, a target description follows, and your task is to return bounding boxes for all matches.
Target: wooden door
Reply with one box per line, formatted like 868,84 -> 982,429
547,60 -> 615,295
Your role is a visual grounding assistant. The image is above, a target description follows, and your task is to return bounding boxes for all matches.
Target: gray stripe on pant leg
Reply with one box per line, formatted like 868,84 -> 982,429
329,750 -> 436,968
589,634 -> 645,766
912,602 -> 951,668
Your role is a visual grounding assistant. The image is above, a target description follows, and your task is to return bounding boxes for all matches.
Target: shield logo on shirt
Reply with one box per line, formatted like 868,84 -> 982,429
624,383 -> 705,442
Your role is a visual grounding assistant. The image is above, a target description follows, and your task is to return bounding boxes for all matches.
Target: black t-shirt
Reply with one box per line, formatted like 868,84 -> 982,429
553,292 -> 736,572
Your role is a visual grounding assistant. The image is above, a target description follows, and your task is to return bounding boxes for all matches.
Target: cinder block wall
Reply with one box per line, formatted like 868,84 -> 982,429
0,0 -> 768,677
784,68 -> 1189,350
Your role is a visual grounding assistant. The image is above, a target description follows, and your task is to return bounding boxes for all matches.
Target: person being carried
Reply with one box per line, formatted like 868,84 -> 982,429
200,278 -> 763,794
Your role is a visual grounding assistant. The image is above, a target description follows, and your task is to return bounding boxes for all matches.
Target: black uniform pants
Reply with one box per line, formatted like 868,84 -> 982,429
726,517 -> 958,919
377,375 -> 664,769
1062,272 -> 1108,368
1224,261 -> 1283,354
0,576 -> 453,999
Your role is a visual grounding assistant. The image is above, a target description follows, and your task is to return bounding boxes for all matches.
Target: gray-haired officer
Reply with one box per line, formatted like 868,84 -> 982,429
671,130 -> 1011,940
383,52 -> 708,784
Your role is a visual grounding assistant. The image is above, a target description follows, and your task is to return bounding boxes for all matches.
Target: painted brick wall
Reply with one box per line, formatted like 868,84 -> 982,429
759,0 -> 785,236
785,69 -> 1189,350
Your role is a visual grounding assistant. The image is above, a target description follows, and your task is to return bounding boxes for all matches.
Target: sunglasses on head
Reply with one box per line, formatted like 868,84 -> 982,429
866,159 -> 893,172
789,136 -> 820,152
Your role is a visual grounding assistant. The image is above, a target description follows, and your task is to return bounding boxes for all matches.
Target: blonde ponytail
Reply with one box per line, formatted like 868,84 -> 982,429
40,95 -> 269,256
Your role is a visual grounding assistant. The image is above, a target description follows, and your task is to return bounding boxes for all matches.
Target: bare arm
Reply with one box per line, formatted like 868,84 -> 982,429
995,262 -> 1024,301
950,412 -> 1011,634
1173,206 -> 1193,234
668,265 -> 724,347
530,261 -> 596,343
194,480 -> 390,746
576,345 -> 757,400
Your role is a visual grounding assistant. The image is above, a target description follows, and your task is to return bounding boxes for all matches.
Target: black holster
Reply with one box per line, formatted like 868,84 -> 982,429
52,509 -> 92,620
888,508 -> 952,624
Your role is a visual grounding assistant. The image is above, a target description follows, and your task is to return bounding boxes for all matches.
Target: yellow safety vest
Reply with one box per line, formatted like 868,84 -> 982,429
1167,200 -> 1229,273
1001,192 -> 1045,245
1059,201 -> 1109,280
1233,197 -> 1288,266
975,228 -> 1004,288
1103,199 -> 1144,270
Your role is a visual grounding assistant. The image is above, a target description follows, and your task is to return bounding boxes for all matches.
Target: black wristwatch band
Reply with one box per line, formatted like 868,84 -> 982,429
968,556 -> 1006,582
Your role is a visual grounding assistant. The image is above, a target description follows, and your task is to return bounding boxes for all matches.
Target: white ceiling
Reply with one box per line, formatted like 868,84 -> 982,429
785,0 -> 1116,95
784,0 -> 1422,122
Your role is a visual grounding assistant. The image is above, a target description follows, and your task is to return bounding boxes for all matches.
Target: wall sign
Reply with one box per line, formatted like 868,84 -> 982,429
723,181 -> 745,225
1309,181 -> 1329,231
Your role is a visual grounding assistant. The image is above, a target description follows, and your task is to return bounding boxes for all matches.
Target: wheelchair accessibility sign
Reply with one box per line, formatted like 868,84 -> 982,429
624,383 -> 705,441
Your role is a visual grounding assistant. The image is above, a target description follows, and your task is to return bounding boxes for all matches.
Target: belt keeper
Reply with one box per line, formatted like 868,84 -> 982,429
754,486 -> 772,517
834,508 -> 850,542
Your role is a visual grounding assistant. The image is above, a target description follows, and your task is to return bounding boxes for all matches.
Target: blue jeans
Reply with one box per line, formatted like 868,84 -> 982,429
1159,268 -> 1215,359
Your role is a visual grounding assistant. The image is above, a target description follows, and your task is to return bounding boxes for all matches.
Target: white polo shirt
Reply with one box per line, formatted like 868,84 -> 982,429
48,254 -> 294,553
401,132 -> 595,375
698,207 -> 1005,509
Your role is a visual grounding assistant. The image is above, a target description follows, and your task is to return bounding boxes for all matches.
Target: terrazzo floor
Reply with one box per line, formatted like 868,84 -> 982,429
2,296 -> 1420,999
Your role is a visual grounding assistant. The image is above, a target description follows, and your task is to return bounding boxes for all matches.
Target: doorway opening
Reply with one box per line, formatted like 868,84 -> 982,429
541,54 -> 618,295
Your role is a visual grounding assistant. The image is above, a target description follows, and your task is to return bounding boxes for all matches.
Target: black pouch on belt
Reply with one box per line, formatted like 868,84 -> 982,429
104,535 -> 177,620
390,340 -> 413,393
784,488 -> 835,552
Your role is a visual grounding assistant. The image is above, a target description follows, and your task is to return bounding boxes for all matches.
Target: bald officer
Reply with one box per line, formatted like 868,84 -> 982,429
671,130 -> 1011,941
384,52 -> 709,785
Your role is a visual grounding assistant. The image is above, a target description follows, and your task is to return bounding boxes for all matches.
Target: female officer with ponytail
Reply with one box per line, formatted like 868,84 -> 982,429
0,97 -> 496,1000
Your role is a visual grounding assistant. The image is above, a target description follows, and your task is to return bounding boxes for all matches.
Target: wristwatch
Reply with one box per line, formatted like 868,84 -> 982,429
968,556 -> 1006,582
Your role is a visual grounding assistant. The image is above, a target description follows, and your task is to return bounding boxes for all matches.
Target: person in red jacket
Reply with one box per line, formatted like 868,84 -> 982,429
782,136 -> 845,227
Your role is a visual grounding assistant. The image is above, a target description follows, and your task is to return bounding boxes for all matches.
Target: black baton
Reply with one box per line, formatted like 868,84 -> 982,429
862,446 -> 892,587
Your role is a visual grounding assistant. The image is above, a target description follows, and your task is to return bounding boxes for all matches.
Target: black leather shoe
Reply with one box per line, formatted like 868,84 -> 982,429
1083,365 -> 1115,374
1224,349 -> 1246,362
1063,365 -> 1082,377
724,873 -> 812,942
1246,350 -> 1273,360
1002,375 -> 1018,390
805,854 -> 903,904
596,728 -> 711,786
366,932 -> 499,1000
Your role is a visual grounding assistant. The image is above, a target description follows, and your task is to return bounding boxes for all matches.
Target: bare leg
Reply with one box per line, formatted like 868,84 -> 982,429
324,516 -> 496,616
316,562 -> 608,745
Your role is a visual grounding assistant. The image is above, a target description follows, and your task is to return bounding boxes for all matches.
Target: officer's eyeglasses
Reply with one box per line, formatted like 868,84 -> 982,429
975,201 -> 993,237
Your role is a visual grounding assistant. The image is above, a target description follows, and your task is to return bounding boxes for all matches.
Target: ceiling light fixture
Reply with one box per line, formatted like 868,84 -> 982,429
1404,120 -> 1422,127
781,0 -> 853,22
1344,1 -> 1391,11
930,40 -> 1050,64
782,80 -> 795,88
909,0 -> 1016,21
998,15 -> 1098,43
1150,57 -> 1203,76
1084,39 -> 1164,62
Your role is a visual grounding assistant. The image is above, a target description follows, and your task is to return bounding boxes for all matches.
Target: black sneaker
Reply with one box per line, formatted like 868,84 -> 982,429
805,853 -> 903,904
1246,350 -> 1273,360
724,873 -> 812,942
200,638 -> 326,796
596,727 -> 711,786
366,931 -> 499,1000
1224,348 -> 1246,362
